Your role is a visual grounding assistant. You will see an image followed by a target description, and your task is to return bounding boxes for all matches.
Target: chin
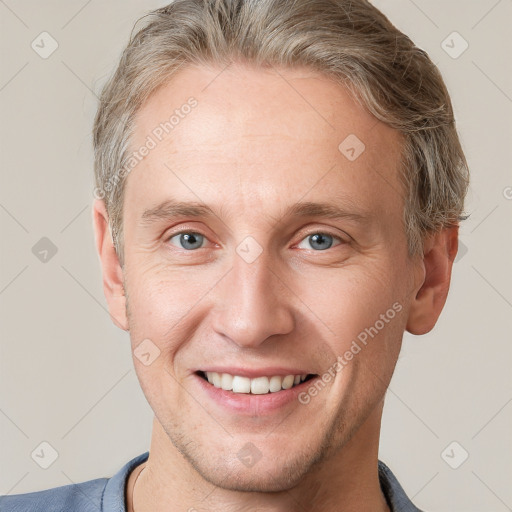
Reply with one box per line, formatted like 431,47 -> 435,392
166,424 -> 335,493
192,453 -> 319,493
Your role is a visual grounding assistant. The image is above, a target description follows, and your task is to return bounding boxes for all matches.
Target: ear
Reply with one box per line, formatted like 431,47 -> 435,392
92,199 -> 129,331
406,225 -> 459,335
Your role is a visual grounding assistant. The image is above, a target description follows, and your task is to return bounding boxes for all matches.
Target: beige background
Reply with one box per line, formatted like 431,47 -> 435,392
1,1 -> 511,510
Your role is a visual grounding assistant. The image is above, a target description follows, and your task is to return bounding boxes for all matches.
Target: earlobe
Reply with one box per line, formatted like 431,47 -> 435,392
405,226 -> 459,336
92,199 -> 129,331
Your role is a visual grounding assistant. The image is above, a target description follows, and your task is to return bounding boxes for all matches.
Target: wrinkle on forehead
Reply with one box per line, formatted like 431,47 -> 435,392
125,63 -> 405,239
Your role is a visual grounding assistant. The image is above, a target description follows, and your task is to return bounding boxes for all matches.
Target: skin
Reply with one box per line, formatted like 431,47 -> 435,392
93,62 -> 458,512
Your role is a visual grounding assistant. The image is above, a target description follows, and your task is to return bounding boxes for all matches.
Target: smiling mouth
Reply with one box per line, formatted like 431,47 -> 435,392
196,371 -> 317,395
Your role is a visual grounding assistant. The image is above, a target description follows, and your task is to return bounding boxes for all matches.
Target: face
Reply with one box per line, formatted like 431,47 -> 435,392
111,63 -> 424,491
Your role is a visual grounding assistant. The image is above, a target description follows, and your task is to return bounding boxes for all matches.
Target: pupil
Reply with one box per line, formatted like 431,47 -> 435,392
311,233 -> 332,250
181,233 -> 202,250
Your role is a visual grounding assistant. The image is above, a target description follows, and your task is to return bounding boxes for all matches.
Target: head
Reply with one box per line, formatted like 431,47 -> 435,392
92,0 -> 469,492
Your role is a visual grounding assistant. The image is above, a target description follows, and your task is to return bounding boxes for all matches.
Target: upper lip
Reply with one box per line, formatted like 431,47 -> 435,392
195,367 -> 314,378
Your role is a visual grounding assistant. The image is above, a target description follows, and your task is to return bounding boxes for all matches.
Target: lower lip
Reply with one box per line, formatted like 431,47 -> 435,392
194,374 -> 316,415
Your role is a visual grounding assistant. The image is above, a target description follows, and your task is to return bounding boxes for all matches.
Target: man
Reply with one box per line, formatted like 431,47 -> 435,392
0,0 -> 469,510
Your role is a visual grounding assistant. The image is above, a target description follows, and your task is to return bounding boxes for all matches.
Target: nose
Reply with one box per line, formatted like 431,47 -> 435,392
210,248 -> 295,348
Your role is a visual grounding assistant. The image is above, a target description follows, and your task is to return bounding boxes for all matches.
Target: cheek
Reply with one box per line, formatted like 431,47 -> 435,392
125,267 -> 211,405
296,262 -> 406,355
125,262 -> 209,343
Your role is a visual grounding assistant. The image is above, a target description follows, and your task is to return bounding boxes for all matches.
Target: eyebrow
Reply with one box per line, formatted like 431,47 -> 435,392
141,200 -> 218,225
140,199 -> 371,227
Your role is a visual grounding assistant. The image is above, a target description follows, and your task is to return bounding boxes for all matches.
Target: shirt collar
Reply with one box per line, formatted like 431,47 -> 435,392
101,452 -> 422,512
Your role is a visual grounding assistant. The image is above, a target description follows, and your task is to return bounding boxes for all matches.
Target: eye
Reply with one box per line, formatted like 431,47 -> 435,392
296,232 -> 343,251
165,230 -> 346,252
168,231 -> 207,250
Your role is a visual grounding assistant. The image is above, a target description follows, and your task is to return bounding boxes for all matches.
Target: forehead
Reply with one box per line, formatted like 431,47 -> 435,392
126,62 -> 405,227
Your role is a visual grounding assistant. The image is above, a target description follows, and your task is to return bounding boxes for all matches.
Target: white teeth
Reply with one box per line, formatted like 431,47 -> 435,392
221,373 -> 233,391
269,375 -> 283,392
204,372 -> 307,394
251,376 -> 269,394
232,375 -> 251,393
282,375 -> 295,390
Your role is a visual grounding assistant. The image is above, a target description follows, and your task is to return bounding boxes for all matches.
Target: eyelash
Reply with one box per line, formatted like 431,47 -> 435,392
165,229 -> 347,251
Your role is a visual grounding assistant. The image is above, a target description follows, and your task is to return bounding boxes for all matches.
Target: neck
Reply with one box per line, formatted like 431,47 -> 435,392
128,403 -> 390,512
